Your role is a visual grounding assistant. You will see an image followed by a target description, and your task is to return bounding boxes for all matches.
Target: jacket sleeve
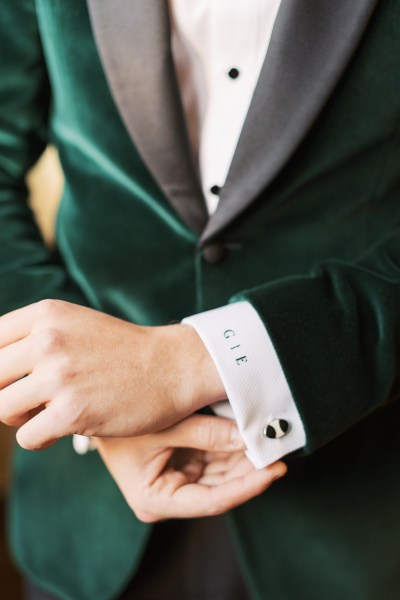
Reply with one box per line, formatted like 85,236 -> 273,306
0,1 -> 88,315
229,225 -> 400,454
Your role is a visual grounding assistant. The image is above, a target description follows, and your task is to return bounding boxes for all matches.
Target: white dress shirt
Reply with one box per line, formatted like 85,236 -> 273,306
172,0 -> 306,467
74,0 -> 306,465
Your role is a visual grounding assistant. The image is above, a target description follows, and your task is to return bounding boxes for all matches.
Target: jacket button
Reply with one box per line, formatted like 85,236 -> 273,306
202,242 -> 226,264
263,419 -> 290,439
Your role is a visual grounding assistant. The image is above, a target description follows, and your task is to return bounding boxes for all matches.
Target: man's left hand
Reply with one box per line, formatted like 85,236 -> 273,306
95,415 -> 287,521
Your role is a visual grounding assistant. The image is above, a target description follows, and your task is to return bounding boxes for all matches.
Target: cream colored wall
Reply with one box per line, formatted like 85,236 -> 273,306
0,148 -> 63,494
28,146 -> 63,245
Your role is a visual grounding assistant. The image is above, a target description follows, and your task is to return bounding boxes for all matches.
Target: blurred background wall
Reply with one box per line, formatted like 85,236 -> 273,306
0,148 -> 63,599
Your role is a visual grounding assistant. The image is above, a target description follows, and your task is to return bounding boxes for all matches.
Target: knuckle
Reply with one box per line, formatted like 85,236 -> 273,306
37,327 -> 65,356
35,299 -> 61,320
129,490 -> 159,523
133,510 -> 157,524
195,418 -> 214,448
128,497 -> 156,523
195,416 -> 230,449
221,421 -> 235,448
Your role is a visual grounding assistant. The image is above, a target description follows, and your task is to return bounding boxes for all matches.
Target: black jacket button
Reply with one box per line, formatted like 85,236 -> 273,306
202,242 -> 226,264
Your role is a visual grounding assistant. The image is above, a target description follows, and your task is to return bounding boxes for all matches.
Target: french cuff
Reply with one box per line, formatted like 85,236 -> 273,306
182,301 -> 306,469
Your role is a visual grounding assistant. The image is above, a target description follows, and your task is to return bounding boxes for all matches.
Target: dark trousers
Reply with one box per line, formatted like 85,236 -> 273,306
25,515 -> 251,600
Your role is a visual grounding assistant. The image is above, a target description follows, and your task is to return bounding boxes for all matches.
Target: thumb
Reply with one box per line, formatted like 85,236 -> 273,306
163,415 -> 246,452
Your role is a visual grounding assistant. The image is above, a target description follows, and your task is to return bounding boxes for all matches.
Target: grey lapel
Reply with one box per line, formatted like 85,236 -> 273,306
86,0 -> 208,234
200,0 -> 378,246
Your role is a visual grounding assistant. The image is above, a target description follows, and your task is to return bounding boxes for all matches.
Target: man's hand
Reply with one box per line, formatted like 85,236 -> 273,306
0,300 -> 225,449
95,415 -> 287,521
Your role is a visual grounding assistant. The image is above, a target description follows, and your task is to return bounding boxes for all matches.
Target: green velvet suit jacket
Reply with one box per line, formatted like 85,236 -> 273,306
1,1 -> 400,599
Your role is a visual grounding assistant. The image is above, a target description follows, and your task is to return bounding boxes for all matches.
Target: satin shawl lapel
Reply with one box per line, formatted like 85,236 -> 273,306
200,0 -> 379,246
86,0 -> 208,234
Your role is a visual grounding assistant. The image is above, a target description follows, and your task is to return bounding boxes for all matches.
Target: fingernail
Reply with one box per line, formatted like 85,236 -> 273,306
271,463 -> 288,480
230,427 -> 245,449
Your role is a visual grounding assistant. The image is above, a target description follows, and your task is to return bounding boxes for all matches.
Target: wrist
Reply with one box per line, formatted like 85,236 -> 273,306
164,323 -> 227,415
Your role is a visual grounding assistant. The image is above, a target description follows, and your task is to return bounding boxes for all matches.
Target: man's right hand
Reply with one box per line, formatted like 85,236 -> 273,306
0,300 -> 226,450
95,415 -> 287,522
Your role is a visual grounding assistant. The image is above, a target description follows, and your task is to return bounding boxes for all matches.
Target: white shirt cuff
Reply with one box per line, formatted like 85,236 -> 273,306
182,301 -> 306,468
72,434 -> 95,455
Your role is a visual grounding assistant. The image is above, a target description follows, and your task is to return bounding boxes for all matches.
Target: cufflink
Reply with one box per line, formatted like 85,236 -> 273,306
263,419 -> 290,439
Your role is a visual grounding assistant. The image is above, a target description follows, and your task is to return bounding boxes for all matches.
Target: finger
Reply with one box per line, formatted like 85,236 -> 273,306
153,466 -> 202,491
0,337 -> 34,389
0,375 -> 45,426
202,452 -> 243,476
16,404 -> 68,450
199,455 -> 282,486
159,415 -> 245,452
203,450 -> 237,463
0,304 -> 36,349
161,462 -> 287,519
199,454 -> 249,485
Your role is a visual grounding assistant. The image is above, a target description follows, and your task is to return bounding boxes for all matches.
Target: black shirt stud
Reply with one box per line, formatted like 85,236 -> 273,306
228,68 -> 240,80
